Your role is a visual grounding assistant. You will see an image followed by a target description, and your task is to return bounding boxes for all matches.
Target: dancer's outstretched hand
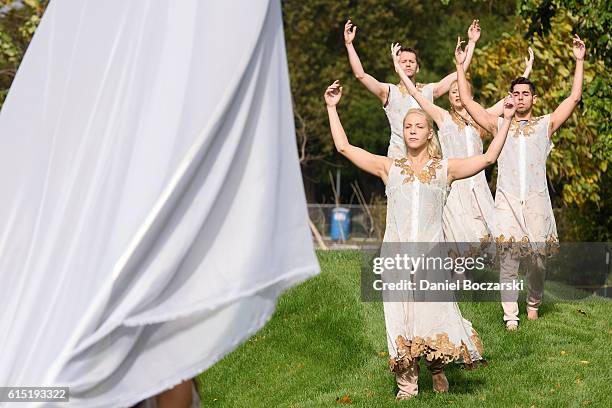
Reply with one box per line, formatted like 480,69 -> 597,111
523,47 -> 534,77
467,19 -> 481,43
454,36 -> 467,66
391,42 -> 402,73
324,80 -> 343,107
525,47 -> 534,70
344,20 -> 356,45
572,34 -> 586,60
502,94 -> 517,119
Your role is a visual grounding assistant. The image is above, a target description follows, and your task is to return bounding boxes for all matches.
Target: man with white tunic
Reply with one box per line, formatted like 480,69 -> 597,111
343,19 -> 481,158
454,35 -> 586,330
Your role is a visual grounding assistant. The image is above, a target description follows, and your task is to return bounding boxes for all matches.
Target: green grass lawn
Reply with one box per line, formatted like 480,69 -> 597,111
199,250 -> 612,407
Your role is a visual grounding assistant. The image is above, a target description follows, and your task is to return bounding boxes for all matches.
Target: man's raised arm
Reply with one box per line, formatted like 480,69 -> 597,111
432,19 -> 480,99
344,20 -> 388,103
549,35 -> 585,137
454,37 -> 499,134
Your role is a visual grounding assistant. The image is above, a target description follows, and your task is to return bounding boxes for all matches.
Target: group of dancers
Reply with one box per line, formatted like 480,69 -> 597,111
325,19 -> 585,399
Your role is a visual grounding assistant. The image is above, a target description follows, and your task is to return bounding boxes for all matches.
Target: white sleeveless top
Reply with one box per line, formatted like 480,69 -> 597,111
438,111 -> 497,240
494,114 -> 557,243
384,157 -> 448,242
497,115 -> 552,201
383,82 -> 435,158
438,111 -> 486,188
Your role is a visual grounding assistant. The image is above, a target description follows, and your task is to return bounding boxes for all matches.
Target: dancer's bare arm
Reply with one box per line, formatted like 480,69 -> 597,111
522,47 -> 535,78
448,96 -> 516,182
549,35 -> 585,137
487,47 -> 534,117
325,81 -> 391,182
455,37 -> 498,134
344,20 -> 388,103
391,43 -> 445,127
432,19 -> 481,99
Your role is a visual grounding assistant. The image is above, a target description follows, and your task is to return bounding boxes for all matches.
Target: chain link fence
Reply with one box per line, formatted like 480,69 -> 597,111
307,203 -> 386,245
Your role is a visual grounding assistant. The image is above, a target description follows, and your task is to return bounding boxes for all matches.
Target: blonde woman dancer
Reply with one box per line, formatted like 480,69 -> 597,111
324,79 -> 516,399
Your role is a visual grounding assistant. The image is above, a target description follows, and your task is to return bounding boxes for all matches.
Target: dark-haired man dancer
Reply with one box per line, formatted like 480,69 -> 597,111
454,35 -> 585,330
344,19 -> 481,158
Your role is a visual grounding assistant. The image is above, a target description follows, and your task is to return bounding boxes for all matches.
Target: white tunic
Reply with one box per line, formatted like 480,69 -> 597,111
382,157 -> 485,369
495,115 -> 558,246
438,111 -> 497,242
383,82 -> 435,158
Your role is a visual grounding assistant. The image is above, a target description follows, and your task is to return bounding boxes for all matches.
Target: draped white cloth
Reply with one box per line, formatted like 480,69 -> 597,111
0,0 -> 319,406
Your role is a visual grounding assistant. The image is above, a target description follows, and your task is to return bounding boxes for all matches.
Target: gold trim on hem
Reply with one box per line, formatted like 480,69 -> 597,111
484,234 -> 560,257
446,235 -> 496,260
388,330 -> 486,373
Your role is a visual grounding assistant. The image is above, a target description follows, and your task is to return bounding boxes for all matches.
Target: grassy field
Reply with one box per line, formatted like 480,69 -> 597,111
199,251 -> 612,407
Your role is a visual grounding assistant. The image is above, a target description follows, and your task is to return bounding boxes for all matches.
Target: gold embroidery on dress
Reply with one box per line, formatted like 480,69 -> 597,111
480,234 -> 493,244
388,330 -> 485,373
509,116 -> 542,138
450,109 -> 473,131
495,234 -> 559,257
450,109 -> 486,139
394,157 -> 442,184
470,329 -> 484,355
398,82 -> 424,96
446,237 -> 495,261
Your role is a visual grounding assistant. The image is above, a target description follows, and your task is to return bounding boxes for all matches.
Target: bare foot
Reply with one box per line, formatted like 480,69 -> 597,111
527,308 -> 538,320
506,321 -> 518,331
432,372 -> 449,393
156,379 -> 193,408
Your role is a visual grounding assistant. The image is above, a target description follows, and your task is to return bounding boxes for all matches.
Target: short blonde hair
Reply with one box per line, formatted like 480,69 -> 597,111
403,108 -> 442,158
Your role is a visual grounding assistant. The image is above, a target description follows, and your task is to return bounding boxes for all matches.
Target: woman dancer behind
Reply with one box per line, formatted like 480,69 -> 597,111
344,19 -> 481,159
391,43 -> 534,243
324,80 -> 516,399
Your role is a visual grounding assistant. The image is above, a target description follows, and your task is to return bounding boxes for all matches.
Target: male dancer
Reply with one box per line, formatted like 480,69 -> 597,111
344,19 -> 481,157
454,35 -> 585,330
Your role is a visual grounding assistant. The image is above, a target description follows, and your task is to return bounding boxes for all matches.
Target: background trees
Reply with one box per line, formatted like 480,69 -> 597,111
282,0 -> 516,205
0,0 -> 609,240
282,0 -> 610,241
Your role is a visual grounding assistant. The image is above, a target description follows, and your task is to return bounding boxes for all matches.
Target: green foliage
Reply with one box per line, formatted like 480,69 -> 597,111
519,0 -> 612,62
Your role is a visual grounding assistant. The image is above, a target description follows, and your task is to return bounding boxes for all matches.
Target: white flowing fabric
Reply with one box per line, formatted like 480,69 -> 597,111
0,1 -> 319,407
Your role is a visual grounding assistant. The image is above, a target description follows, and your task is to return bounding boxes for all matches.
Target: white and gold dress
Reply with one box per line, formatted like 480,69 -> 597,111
494,115 -> 558,321
438,110 -> 497,242
382,156 -> 485,380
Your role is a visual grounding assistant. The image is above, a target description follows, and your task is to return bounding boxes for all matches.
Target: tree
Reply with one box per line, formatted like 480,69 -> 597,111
282,0 -> 516,202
